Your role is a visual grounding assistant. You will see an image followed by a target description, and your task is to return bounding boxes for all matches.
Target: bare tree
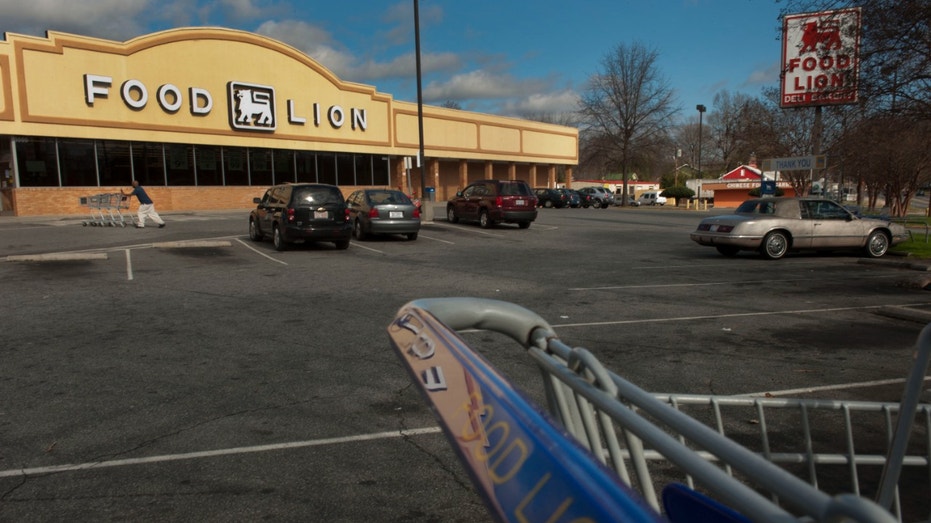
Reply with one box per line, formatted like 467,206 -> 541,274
578,42 -> 679,203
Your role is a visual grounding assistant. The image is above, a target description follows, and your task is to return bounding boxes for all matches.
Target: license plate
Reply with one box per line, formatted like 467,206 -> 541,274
389,211 -> 403,219
516,199 -> 525,206
314,211 -> 328,219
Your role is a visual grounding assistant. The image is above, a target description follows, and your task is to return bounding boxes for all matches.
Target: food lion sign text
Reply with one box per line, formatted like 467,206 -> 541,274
781,8 -> 861,108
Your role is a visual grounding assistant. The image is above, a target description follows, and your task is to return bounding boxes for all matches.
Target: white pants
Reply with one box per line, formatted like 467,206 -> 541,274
137,203 -> 164,227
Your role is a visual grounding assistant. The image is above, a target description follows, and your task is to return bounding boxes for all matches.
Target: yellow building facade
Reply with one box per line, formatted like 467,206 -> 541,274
0,27 -> 578,216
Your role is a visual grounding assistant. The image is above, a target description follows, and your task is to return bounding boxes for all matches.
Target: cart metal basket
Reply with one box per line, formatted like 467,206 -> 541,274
388,298 -> 931,523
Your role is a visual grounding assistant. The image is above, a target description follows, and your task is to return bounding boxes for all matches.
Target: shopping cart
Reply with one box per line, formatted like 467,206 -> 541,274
80,193 -> 135,227
388,298 -> 931,523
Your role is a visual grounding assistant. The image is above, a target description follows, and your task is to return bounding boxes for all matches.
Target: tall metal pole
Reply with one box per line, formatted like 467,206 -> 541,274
413,0 -> 427,208
696,104 -> 706,179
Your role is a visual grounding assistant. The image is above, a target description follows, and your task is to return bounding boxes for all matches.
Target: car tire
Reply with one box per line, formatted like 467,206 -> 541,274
518,221 -> 531,229
406,232 -> 418,241
353,219 -> 367,240
716,245 -> 740,257
479,209 -> 492,228
273,225 -> 287,251
446,206 -> 459,223
543,200 -> 553,208
592,199 -> 602,209
864,230 -> 890,258
600,203 -> 609,210
248,218 -> 263,241
761,230 -> 789,260
334,239 -> 350,250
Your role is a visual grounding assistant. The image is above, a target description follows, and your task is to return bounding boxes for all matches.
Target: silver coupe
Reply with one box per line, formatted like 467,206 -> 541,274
690,197 -> 909,260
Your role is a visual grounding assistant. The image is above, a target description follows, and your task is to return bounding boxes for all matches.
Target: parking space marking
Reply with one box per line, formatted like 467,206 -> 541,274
125,249 -> 133,281
570,273 -> 902,291
351,242 -> 385,254
234,238 -> 287,265
742,377 -> 931,398
0,427 -> 442,479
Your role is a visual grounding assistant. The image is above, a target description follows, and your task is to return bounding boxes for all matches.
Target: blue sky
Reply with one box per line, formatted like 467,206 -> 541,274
0,0 -> 786,122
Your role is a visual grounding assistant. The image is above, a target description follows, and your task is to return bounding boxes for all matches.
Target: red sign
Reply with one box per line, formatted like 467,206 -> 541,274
781,8 -> 861,108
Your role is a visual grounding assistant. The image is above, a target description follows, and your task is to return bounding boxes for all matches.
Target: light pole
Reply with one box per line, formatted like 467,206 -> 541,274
696,104 -> 706,179
413,0 -> 430,220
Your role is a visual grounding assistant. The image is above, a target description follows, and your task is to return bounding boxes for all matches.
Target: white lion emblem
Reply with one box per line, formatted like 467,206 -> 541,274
235,89 -> 273,126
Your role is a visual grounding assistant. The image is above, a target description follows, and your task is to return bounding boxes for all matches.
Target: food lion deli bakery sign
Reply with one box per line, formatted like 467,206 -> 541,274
781,8 -> 861,108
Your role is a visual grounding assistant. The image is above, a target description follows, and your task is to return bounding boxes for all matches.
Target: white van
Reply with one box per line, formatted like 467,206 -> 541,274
637,191 -> 667,206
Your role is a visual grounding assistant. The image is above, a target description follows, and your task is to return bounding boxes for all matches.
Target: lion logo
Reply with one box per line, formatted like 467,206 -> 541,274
228,82 -> 276,131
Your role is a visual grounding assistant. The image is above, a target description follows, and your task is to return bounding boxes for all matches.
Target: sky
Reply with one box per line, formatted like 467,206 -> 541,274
0,0 -> 788,122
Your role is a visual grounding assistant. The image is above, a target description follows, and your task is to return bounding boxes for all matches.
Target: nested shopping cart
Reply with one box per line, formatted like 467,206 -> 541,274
80,193 -> 136,227
388,298 -> 931,523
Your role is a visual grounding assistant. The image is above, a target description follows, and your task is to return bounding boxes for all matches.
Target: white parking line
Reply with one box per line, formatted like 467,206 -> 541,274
569,273 -> 902,291
0,427 -> 442,479
235,238 -> 287,265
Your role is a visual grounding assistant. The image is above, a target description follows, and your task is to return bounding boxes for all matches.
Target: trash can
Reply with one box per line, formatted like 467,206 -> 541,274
424,187 -> 435,201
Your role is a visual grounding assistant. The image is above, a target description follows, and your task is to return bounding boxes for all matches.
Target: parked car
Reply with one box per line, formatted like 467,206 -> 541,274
249,183 -> 352,251
690,197 -> 909,260
637,191 -> 667,206
562,188 -> 584,208
447,180 -> 537,228
619,194 -> 640,207
577,187 -> 615,208
346,189 -> 421,241
534,188 -> 568,208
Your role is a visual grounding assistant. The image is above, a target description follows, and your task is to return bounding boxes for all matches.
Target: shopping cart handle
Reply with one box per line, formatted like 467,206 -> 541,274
406,297 -> 558,348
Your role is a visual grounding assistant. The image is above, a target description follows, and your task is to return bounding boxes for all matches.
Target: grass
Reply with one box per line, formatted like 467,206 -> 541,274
891,214 -> 931,258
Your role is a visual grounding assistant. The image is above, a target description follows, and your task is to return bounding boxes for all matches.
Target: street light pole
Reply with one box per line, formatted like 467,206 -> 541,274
696,104 -> 706,180
413,0 -> 429,218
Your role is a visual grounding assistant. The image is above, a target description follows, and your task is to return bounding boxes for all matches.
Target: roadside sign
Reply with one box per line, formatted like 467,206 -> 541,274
761,155 -> 827,172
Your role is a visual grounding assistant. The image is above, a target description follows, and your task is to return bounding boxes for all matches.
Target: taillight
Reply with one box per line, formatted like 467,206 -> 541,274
343,208 -> 351,222
717,225 -> 734,233
495,196 -> 503,207
286,208 -> 295,222
413,207 -> 421,218
368,208 -> 380,218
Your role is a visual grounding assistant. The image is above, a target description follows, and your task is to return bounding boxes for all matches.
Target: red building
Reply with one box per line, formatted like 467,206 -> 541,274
698,159 -> 796,208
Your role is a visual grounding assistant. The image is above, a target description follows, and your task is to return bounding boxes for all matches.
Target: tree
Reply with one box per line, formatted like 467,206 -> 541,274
578,42 -> 679,204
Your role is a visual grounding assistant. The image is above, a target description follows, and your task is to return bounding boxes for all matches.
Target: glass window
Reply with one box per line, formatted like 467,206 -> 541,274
336,154 -> 354,185
224,147 -> 248,185
195,145 -> 223,186
131,142 -> 165,186
58,139 -> 97,186
16,138 -> 58,187
97,140 -> 133,187
250,148 -> 273,186
292,185 -> 343,206
165,144 -> 195,186
373,156 -> 389,186
274,150 -> 295,184
354,155 -> 373,185
317,153 -> 336,185
295,151 -> 316,183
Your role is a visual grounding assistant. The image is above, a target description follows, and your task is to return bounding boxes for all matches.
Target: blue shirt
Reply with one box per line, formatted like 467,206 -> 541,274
132,185 -> 153,205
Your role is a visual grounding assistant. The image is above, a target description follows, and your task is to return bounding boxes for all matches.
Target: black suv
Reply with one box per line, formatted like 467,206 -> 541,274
533,188 -> 568,208
446,180 -> 537,228
249,183 -> 352,251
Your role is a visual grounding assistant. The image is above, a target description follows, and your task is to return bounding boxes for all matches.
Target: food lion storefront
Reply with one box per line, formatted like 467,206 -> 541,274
0,28 -> 578,216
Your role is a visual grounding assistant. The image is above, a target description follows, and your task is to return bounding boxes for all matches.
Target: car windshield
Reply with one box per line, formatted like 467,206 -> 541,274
500,183 -> 531,196
368,190 -> 411,205
293,187 -> 342,206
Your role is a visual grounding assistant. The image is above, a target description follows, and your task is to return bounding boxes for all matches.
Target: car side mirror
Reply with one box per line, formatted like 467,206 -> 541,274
456,191 -> 463,197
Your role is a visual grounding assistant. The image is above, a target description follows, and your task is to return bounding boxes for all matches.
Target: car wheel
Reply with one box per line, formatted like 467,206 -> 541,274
406,232 -> 418,241
518,221 -> 531,229
446,206 -> 459,223
544,200 -> 553,208
716,245 -> 740,257
582,202 -> 590,208
592,199 -> 602,209
273,225 -> 287,251
479,209 -> 493,228
248,218 -> 263,241
353,219 -> 367,240
600,202 -> 609,209
334,239 -> 350,250
761,231 -> 789,260
864,230 -> 890,257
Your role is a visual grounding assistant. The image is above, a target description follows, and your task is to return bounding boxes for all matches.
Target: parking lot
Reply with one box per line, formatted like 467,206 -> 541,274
2,204 -> 930,521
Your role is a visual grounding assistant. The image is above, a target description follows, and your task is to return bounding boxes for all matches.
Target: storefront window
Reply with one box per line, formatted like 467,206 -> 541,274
250,148 -> 273,186
295,151 -> 317,183
223,147 -> 248,185
274,149 -> 295,184
131,142 -> 166,186
195,145 -> 223,186
336,154 -> 354,185
165,144 -> 195,186
15,138 -> 58,187
58,139 -> 98,186
373,156 -> 389,186
97,140 -> 133,186
317,153 -> 336,185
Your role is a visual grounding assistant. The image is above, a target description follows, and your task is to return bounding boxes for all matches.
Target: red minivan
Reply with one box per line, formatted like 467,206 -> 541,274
446,180 -> 538,229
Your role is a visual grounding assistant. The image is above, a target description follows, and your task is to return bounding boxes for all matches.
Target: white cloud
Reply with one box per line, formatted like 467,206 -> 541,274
0,0 -> 152,40
502,90 -> 581,117
254,19 -> 357,78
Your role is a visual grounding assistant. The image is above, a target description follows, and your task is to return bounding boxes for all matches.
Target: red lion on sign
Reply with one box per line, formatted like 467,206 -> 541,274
800,19 -> 842,53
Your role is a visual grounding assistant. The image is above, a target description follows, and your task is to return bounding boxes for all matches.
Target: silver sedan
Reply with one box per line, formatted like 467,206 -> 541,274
690,197 -> 909,259
346,189 -> 421,241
